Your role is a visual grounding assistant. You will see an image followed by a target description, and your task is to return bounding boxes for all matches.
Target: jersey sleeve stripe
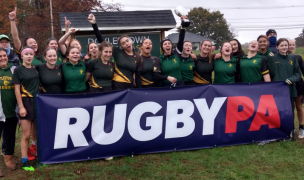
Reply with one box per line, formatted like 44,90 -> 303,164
261,70 -> 269,75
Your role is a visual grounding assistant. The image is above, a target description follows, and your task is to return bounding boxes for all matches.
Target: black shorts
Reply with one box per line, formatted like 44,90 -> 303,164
18,97 -> 35,121
88,87 -> 113,93
296,79 -> 304,96
112,81 -> 135,90
184,80 -> 196,86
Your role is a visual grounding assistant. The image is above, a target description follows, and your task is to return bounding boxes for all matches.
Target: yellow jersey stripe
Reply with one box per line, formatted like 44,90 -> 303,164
21,85 -> 33,97
91,75 -> 102,88
141,76 -> 154,85
261,70 -> 269,75
112,64 -> 131,83
193,71 -> 209,84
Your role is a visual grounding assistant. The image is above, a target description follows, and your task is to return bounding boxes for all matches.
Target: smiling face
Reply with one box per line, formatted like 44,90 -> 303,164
120,37 -> 133,52
141,39 -> 152,55
288,40 -> 296,54
70,41 -> 82,52
88,43 -> 98,58
0,39 -> 10,49
200,41 -> 212,55
67,48 -> 80,63
22,52 -> 34,65
101,47 -> 112,61
48,40 -> 58,51
0,50 -> 8,68
182,42 -> 192,55
221,43 -> 232,56
230,40 -> 238,53
26,38 -> 38,52
162,41 -> 172,55
276,40 -> 289,55
258,37 -> 268,50
44,49 -> 57,65
248,40 -> 259,52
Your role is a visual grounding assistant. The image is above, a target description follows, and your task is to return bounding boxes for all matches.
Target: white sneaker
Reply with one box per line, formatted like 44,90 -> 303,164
298,129 -> 304,139
104,157 -> 113,161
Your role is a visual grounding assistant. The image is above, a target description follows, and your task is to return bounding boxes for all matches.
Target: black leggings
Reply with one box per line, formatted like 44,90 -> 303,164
0,117 -> 18,155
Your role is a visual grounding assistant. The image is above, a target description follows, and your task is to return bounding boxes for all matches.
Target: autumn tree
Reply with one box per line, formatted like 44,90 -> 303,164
0,0 -> 122,55
186,7 -> 236,48
295,28 -> 304,47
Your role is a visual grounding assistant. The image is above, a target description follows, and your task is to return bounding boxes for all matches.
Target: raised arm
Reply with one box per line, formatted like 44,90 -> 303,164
88,13 -> 104,43
64,17 -> 72,47
176,16 -> 188,54
9,7 -> 22,51
58,28 -> 79,55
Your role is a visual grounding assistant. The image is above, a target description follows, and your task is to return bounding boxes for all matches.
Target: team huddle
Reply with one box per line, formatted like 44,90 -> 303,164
0,7 -> 303,174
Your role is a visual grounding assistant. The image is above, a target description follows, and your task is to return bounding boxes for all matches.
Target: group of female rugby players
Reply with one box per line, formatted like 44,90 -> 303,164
0,7 -> 303,174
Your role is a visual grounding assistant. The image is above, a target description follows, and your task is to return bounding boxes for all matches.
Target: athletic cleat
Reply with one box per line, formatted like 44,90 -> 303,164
30,145 -> 37,157
1,149 -> 4,156
27,148 -> 36,161
299,129 -> 304,139
22,161 -> 35,171
104,157 -> 113,161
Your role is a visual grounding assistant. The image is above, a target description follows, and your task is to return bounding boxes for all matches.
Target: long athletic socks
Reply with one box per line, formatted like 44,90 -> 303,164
22,157 -> 28,163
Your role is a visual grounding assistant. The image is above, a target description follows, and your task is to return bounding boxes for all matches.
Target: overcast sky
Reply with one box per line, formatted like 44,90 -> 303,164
104,0 -> 304,44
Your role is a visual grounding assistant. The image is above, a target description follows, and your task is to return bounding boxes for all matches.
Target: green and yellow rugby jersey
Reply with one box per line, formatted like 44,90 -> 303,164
61,61 -> 87,93
12,65 -> 40,97
194,54 -> 214,84
258,48 -> 274,59
87,58 -> 114,88
136,56 -> 161,85
112,47 -> 139,83
213,57 -> 237,84
240,54 -> 269,82
36,64 -> 63,93
159,51 -> 183,84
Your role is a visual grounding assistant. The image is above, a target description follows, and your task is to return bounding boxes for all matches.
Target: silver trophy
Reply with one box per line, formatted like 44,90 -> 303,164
174,6 -> 191,27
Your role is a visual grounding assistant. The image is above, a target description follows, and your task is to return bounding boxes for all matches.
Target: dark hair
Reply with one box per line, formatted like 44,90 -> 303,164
23,37 -> 39,54
43,47 -> 57,57
276,38 -> 289,47
0,47 -> 7,54
118,35 -> 130,45
87,42 -> 98,58
229,39 -> 244,60
183,40 -> 192,45
141,38 -> 152,46
257,35 -> 268,41
46,38 -> 58,46
65,46 -> 80,61
99,41 -> 113,56
200,40 -> 213,63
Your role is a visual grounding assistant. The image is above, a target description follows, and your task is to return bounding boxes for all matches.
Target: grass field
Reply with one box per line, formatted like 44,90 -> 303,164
1,48 -> 304,179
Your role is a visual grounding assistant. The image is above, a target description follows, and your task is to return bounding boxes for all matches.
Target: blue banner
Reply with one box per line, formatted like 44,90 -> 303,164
36,82 -> 293,164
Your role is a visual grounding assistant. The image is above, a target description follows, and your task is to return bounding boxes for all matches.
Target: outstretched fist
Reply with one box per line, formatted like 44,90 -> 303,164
88,13 -> 96,24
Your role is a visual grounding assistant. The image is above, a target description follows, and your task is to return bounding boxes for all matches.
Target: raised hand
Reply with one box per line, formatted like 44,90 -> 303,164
88,13 -> 96,24
65,17 -> 71,27
68,28 -> 80,34
9,7 -> 17,21
181,15 -> 188,21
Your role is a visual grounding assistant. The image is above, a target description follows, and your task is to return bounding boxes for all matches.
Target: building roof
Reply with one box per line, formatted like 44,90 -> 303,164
60,10 -> 176,32
166,32 -> 214,44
